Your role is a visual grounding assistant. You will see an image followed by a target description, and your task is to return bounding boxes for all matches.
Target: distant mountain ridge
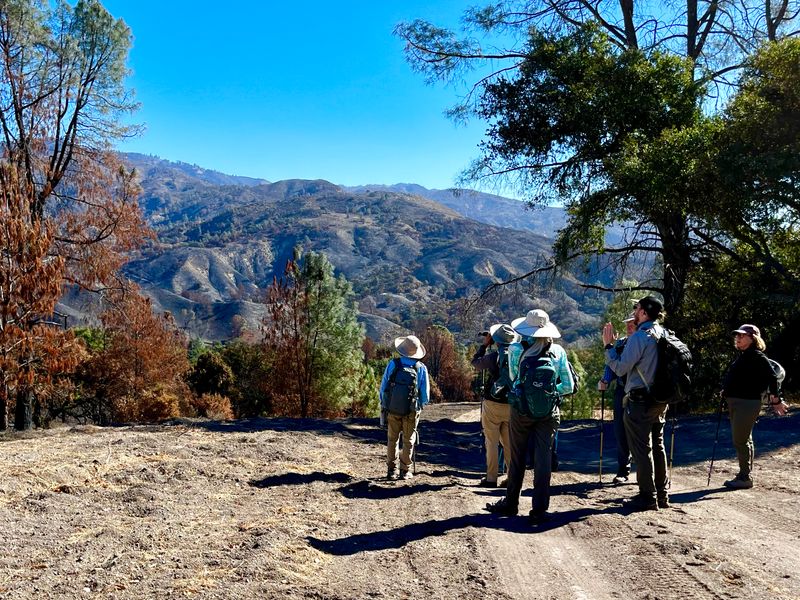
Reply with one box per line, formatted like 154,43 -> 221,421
59,154 -> 608,344
346,184 -> 568,237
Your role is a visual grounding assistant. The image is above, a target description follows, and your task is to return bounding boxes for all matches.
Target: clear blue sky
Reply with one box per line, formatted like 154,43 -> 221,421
102,1 -> 495,191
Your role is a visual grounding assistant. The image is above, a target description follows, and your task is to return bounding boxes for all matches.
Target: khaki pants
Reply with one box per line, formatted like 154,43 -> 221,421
387,411 -> 421,473
726,396 -> 761,478
481,400 -> 510,482
623,397 -> 669,500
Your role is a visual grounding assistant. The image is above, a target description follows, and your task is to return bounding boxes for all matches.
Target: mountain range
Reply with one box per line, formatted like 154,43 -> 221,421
60,154 -> 611,345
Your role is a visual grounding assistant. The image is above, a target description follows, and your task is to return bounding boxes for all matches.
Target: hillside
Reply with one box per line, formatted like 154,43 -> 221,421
1,404 -> 798,599
104,155 -> 611,343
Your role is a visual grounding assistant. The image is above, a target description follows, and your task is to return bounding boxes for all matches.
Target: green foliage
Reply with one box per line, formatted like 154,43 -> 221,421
266,249 -> 368,417
73,327 -> 106,354
218,340 -> 273,418
187,351 -> 234,399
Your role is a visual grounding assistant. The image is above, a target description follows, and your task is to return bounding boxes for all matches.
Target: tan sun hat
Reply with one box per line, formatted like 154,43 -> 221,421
511,309 -> 561,339
394,335 -> 426,359
489,323 -> 519,345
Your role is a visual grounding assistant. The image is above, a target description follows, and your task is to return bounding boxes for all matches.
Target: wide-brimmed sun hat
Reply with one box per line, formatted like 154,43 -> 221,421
394,335 -> 426,359
489,323 -> 519,345
511,309 -> 561,339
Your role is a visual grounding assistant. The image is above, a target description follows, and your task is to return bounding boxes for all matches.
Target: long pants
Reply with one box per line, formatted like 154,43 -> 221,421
623,398 -> 668,501
505,407 -> 559,515
726,396 -> 761,478
387,411 -> 421,473
481,400 -> 510,482
613,384 -> 631,476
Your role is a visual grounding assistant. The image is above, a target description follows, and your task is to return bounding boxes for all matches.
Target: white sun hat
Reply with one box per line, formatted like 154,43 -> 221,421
511,309 -> 561,339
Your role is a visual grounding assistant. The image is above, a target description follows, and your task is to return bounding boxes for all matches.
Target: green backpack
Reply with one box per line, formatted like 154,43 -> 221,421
515,350 -> 560,418
488,345 -> 513,402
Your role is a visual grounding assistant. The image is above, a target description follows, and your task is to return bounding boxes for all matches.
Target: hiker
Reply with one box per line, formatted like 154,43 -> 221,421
379,335 -> 430,480
602,296 -> 669,511
485,309 -> 574,524
471,324 -> 519,487
598,313 -> 636,484
719,324 -> 786,489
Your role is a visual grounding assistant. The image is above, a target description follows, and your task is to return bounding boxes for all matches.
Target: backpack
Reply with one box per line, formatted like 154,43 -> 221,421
768,358 -> 785,392
488,346 -> 513,402
648,328 -> 693,404
386,358 -> 419,416
515,351 -> 561,418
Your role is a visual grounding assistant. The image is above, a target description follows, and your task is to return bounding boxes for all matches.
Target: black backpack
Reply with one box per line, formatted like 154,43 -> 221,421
386,358 -> 419,416
648,328 -> 693,404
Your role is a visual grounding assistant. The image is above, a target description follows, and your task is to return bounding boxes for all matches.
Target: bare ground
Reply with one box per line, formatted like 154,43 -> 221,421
1,402 -> 798,600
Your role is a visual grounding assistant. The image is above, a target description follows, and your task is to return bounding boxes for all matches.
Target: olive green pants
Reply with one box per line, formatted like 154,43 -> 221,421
726,396 -> 761,478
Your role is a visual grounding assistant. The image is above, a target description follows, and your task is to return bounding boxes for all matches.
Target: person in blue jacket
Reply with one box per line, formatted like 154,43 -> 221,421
598,313 -> 636,484
379,335 -> 430,480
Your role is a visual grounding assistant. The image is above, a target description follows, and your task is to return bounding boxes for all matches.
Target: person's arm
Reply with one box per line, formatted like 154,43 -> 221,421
605,332 -> 645,378
417,363 -> 430,407
508,343 -> 522,384
555,348 -> 574,396
471,346 -> 496,371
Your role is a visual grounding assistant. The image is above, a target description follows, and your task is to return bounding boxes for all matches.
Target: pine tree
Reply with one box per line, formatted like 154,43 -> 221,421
265,249 -> 366,418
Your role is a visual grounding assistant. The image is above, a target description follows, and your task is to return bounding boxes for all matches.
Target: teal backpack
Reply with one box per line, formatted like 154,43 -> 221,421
488,345 -> 513,402
515,350 -> 561,418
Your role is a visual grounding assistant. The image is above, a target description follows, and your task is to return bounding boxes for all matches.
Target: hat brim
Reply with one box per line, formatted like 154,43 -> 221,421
511,317 -> 561,339
732,329 -> 753,335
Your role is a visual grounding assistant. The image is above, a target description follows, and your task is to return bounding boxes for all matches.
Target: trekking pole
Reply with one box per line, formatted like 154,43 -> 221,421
599,389 -> 605,483
707,396 -> 724,486
668,411 -> 677,489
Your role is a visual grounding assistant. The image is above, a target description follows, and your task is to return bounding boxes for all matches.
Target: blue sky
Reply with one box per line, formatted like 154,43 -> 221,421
102,1 -> 497,191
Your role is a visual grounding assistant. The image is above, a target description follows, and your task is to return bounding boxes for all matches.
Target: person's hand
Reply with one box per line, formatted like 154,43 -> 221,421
597,379 -> 608,391
602,322 -> 618,346
769,394 -> 788,416
483,334 -> 494,347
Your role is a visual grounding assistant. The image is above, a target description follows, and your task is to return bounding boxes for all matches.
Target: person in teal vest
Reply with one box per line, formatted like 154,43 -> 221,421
485,310 -> 574,524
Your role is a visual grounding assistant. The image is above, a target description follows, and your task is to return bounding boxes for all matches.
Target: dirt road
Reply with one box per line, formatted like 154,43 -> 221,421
1,403 -> 798,599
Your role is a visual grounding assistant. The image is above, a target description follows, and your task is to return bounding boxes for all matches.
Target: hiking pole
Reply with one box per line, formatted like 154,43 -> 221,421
707,396 -> 725,486
668,411 -> 677,489
599,389 -> 605,483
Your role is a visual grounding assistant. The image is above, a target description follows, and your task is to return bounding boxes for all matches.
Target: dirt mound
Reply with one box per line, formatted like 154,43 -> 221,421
1,404 -> 798,599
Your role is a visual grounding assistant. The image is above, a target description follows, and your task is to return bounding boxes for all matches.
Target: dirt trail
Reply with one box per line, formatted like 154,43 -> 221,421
0,403 -> 798,599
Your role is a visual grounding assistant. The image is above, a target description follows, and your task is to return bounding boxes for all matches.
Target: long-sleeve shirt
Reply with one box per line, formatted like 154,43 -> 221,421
601,337 -> 628,385
508,341 -> 574,396
721,346 -> 778,399
604,321 -> 660,393
379,356 -> 430,410
471,344 -> 499,378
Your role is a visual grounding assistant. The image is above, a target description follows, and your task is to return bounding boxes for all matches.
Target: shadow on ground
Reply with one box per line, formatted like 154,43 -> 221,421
184,406 -> 800,481
307,502 -> 628,556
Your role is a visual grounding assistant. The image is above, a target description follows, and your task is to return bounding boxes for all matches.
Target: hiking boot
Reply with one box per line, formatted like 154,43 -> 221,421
399,470 -> 413,480
657,496 -> 671,509
484,498 -> 518,516
724,475 -> 753,489
478,478 -> 497,488
623,494 -> 658,511
613,473 -> 629,485
528,510 -> 551,525
387,467 -> 399,480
